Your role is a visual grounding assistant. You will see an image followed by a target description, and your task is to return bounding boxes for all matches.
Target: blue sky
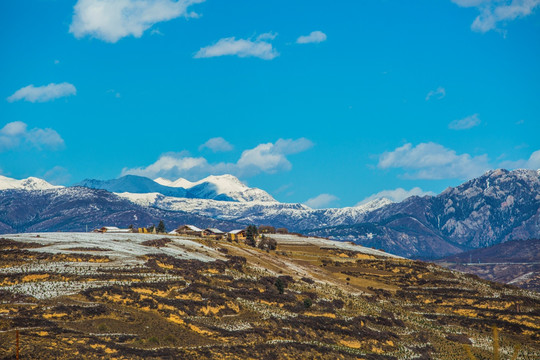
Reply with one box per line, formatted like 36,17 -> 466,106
1,0 -> 539,208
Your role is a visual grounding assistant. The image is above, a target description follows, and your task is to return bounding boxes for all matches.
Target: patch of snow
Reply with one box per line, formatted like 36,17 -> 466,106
0,175 -> 62,191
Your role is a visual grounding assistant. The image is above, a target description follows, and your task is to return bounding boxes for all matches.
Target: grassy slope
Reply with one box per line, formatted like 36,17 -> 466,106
0,233 -> 539,360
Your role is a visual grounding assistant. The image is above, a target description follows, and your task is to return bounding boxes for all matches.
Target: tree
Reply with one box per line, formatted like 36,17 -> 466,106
258,236 -> 277,251
258,225 -> 276,234
275,278 -> 285,294
245,225 -> 258,247
156,220 -> 166,233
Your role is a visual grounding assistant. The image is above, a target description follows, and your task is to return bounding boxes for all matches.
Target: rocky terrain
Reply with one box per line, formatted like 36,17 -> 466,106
309,169 -> 540,258
0,187 -> 241,234
0,232 -> 538,359
1,169 -> 539,260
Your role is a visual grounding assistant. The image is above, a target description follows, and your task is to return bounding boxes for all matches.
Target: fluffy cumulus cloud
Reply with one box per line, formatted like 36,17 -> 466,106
378,142 -> 491,180
500,149 -> 540,169
199,137 -> 233,152
296,31 -> 327,44
451,0 -> 540,32
122,138 -> 313,179
194,33 -> 279,60
304,193 -> 339,209
448,113 -> 481,130
0,121 -> 64,152
70,0 -> 204,43
425,87 -> 446,101
7,83 -> 76,103
357,187 -> 435,206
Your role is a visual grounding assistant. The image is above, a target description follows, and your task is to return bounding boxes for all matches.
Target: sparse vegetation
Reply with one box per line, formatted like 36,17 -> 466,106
0,232 -> 538,359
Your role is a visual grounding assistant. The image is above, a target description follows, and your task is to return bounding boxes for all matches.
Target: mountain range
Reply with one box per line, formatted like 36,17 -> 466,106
1,168 -> 539,260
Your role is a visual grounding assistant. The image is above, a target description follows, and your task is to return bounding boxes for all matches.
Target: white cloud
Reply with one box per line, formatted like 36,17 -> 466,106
296,31 -> 327,44
451,0 -> 540,33
378,142 -> 491,180
425,87 -> 446,101
199,137 -> 233,152
7,83 -> 76,103
448,113 -> 481,130
70,0 -> 203,43
194,34 -> 279,60
121,138 -> 313,179
357,187 -> 435,206
304,193 -> 338,209
0,121 -> 65,152
500,149 -> 540,169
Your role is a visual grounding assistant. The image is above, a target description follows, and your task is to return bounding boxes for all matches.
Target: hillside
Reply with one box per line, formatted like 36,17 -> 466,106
0,187 -> 241,234
0,232 -> 539,359
436,239 -> 540,292
309,169 -> 540,258
1,169 -> 539,260
78,174 -> 277,203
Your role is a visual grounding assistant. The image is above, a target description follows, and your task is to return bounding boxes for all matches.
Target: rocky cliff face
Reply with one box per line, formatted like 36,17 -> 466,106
309,169 -> 540,258
1,169 -> 539,260
0,187 -> 241,233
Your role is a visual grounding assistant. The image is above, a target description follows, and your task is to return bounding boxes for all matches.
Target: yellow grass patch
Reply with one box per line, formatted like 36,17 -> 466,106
339,339 -> 362,348
22,274 -> 49,282
43,313 -> 67,319
168,314 -> 185,325
188,324 -> 214,336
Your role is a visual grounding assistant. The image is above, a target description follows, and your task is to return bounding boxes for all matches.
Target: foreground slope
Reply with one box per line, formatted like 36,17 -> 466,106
0,233 -> 538,359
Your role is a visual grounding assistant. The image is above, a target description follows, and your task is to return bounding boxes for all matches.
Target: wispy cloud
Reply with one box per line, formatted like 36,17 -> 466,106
199,137 -> 233,152
122,138 -> 313,179
70,0 -> 203,43
304,193 -> 338,209
194,33 -> 279,60
425,87 -> 446,101
448,113 -> 481,130
296,31 -> 327,44
357,187 -> 435,206
43,166 -> 71,185
451,0 -> 540,33
7,83 -> 76,103
0,121 -> 64,152
378,142 -> 491,180
500,149 -> 540,169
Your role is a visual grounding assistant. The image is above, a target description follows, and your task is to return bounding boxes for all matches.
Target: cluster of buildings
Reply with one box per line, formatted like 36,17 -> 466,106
169,225 -> 247,241
94,225 -> 247,241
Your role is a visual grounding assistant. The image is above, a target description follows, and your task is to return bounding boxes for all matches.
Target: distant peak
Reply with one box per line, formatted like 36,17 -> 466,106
0,175 -> 62,191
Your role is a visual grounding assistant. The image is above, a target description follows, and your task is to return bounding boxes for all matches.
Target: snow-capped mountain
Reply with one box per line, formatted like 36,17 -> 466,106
78,174 -> 276,202
2,169 -> 539,260
0,175 -> 62,191
155,174 -> 277,203
115,191 -> 391,230
309,169 -> 540,258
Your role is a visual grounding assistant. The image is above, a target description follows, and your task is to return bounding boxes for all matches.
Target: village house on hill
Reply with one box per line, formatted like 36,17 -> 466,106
170,225 -> 203,236
227,229 -> 246,242
203,228 -> 225,239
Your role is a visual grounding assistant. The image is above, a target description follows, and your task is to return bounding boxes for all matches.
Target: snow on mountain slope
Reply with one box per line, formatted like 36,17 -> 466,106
154,174 -> 276,202
116,192 -> 391,230
0,175 -> 62,191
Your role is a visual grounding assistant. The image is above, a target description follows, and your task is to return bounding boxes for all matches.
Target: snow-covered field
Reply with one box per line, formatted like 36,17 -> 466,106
1,232 -> 226,299
267,234 -> 403,258
4,232 -> 222,264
